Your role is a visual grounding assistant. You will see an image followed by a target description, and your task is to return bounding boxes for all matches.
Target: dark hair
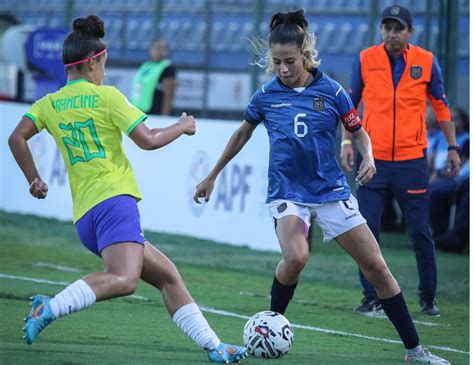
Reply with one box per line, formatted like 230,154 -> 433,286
269,10 -> 308,48
63,15 -> 106,70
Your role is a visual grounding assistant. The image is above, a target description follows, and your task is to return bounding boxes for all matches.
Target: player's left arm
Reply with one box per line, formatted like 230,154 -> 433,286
8,116 -> 48,199
428,56 -> 460,177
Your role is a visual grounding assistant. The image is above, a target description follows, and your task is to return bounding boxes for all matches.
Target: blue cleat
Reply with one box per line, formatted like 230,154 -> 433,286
23,295 -> 56,345
207,343 -> 248,363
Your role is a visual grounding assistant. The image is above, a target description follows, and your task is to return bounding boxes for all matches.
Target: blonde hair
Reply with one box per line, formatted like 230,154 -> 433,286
251,10 -> 321,75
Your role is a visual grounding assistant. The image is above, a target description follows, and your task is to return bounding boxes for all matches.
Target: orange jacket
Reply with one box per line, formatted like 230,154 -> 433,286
359,44 -> 451,161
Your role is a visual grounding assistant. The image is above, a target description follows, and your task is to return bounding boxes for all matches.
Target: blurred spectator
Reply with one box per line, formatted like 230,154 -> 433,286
429,110 -> 469,253
426,105 -> 443,175
131,39 -> 177,115
429,107 -> 469,182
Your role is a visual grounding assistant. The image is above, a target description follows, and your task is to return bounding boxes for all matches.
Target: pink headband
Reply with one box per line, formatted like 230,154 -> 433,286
64,49 -> 107,67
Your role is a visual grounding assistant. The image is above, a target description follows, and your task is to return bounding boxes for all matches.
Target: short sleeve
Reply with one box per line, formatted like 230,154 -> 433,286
107,87 -> 148,135
243,88 -> 264,125
333,81 -> 362,132
161,65 -> 177,79
24,98 -> 46,132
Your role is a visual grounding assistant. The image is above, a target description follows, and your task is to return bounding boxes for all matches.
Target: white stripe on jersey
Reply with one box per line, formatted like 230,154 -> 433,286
336,85 -> 343,96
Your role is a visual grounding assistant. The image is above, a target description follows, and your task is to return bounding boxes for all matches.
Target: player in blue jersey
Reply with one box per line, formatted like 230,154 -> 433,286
9,15 -> 246,364
194,10 -> 449,364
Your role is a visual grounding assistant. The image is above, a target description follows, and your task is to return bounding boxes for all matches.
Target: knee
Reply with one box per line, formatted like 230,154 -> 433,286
362,261 -> 391,284
284,252 -> 309,273
116,276 -> 139,296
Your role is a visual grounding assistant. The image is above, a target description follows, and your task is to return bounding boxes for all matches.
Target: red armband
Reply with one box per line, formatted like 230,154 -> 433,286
341,108 -> 362,132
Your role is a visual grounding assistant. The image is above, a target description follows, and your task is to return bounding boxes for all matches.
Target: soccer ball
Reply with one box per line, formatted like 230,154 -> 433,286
243,311 -> 294,359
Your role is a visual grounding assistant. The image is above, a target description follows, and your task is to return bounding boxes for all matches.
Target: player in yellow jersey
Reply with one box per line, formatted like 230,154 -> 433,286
8,15 -> 247,364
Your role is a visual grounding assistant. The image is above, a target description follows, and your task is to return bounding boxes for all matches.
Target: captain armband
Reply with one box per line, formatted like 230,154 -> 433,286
341,108 -> 362,132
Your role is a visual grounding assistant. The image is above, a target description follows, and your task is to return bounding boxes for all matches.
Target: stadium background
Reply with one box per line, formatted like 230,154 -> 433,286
0,0 -> 469,118
0,1 -> 469,364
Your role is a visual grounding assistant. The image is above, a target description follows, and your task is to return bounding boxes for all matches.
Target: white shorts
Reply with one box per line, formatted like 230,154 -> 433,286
267,194 -> 367,242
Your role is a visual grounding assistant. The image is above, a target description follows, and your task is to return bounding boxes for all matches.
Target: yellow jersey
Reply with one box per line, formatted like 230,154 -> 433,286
25,79 -> 147,223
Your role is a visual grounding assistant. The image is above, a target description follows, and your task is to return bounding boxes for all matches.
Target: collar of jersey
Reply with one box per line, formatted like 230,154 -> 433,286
65,79 -> 90,87
276,68 -> 323,91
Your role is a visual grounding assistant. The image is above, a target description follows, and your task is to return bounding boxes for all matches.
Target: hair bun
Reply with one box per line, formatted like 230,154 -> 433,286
73,15 -> 105,38
270,10 -> 308,32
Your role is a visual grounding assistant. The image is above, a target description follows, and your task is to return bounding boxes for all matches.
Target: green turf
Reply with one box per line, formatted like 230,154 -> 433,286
0,211 -> 469,364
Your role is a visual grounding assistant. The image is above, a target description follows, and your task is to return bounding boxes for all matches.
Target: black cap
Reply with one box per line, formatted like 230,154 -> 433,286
381,4 -> 413,28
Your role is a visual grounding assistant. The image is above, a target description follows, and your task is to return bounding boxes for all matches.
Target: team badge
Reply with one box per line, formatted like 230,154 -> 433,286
313,97 -> 324,111
410,66 -> 423,80
277,203 -> 287,213
390,6 -> 400,15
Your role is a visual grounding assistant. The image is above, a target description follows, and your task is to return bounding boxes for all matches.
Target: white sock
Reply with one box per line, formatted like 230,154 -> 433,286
172,303 -> 221,350
49,279 -> 96,318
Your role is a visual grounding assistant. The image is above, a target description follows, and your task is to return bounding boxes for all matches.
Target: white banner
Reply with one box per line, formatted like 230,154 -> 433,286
0,102 -> 279,251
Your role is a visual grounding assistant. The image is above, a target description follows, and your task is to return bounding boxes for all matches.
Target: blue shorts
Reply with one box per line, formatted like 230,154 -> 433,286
75,195 -> 145,257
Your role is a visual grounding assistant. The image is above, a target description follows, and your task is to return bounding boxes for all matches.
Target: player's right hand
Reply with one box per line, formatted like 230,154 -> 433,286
29,177 -> 48,199
340,144 -> 354,172
178,112 -> 196,136
193,177 -> 215,204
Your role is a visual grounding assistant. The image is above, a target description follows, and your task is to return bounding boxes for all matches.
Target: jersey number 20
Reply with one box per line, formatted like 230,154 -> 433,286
59,118 -> 105,165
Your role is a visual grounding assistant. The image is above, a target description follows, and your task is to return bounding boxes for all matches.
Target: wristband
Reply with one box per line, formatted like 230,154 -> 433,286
447,145 -> 461,154
341,139 -> 352,147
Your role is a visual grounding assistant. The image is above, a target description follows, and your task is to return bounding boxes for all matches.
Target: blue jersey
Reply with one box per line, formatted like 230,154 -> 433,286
244,69 -> 361,204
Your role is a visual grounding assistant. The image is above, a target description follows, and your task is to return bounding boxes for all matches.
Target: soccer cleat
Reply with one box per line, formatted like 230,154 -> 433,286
353,297 -> 385,317
207,343 -> 248,363
420,299 -> 440,317
405,346 -> 450,364
23,295 -> 56,345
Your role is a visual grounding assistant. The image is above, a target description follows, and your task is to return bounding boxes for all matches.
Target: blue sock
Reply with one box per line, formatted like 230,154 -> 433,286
270,276 -> 298,315
379,292 -> 420,349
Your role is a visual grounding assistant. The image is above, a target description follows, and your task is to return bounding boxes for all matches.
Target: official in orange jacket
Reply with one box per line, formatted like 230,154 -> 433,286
341,4 -> 460,317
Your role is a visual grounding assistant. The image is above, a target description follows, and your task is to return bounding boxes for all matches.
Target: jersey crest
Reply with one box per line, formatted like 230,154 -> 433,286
313,97 -> 325,111
410,65 -> 423,80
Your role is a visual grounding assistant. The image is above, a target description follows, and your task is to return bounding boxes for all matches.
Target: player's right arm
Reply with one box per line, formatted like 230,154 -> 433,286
193,120 -> 257,204
8,116 -> 48,199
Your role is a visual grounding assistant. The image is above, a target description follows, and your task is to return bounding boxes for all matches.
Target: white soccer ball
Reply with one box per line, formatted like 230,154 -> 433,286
243,311 -> 294,359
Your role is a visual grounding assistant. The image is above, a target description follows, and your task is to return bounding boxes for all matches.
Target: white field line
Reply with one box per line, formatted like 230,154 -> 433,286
238,291 -> 448,328
0,273 -> 468,355
0,273 -> 148,301
33,262 -> 82,273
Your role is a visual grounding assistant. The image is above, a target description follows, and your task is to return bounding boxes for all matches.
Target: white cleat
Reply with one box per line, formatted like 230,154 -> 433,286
405,346 -> 450,364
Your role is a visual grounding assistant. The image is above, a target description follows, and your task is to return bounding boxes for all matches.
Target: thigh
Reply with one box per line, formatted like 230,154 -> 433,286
313,194 -> 366,242
140,241 -> 181,287
268,200 -> 310,258
392,159 -> 430,225
101,242 -> 144,279
335,223 -> 385,268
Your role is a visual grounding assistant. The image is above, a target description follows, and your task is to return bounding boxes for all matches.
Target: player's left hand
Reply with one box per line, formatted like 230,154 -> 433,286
29,177 -> 48,199
446,150 -> 461,177
356,157 -> 376,186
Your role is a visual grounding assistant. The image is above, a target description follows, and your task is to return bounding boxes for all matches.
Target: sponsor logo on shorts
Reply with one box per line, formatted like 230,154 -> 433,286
345,213 -> 358,220
277,202 -> 287,213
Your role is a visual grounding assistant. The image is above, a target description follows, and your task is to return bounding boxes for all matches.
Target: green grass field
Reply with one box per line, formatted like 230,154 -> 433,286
0,211 -> 469,364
